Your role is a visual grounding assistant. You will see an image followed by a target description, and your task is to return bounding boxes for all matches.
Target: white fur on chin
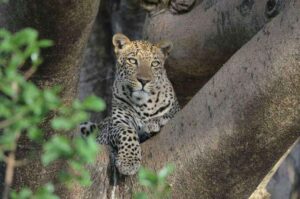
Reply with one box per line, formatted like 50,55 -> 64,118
132,90 -> 150,105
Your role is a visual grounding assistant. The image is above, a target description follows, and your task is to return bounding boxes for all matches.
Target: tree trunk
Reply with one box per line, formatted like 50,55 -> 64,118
0,0 -> 100,197
73,0 -> 299,198
143,0 -> 289,104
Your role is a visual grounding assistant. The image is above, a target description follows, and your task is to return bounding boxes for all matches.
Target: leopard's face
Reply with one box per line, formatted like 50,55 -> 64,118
116,41 -> 164,94
112,34 -> 172,105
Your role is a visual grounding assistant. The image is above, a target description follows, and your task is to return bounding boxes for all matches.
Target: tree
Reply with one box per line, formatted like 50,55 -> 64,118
0,0 -> 100,197
1,0 -> 299,198
72,0 -> 300,198
139,2 -> 300,197
143,0 -> 289,105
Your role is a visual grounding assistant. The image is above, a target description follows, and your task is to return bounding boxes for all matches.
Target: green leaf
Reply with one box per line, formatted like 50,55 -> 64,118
9,54 -> 24,68
158,164 -> 174,182
0,130 -> 19,150
43,89 -> 59,102
81,95 -> 106,111
58,171 -> 73,186
74,136 -> 99,163
42,136 -> 72,165
38,39 -> 53,48
10,188 -> 32,199
0,101 -> 12,117
67,160 -> 92,186
72,99 -> 82,109
27,127 -> 43,141
0,28 -> 10,38
14,28 -> 38,45
71,111 -> 88,124
15,118 -> 31,130
0,81 -> 17,97
134,192 -> 148,199
76,169 -> 92,187
51,117 -> 73,130
138,167 -> 158,188
23,83 -> 39,105
32,183 -> 59,199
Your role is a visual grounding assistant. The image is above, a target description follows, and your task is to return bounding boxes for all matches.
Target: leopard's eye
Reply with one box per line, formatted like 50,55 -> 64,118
127,58 -> 137,65
151,61 -> 160,67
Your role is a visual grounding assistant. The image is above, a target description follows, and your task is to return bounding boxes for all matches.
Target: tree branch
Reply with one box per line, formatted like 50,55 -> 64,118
143,0 -> 290,105
2,134 -> 19,199
139,2 -> 300,198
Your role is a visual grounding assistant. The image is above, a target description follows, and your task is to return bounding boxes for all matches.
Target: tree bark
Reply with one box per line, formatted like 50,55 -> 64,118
73,0 -> 299,198
143,0 -> 289,104
0,0 -> 100,197
138,1 -> 300,198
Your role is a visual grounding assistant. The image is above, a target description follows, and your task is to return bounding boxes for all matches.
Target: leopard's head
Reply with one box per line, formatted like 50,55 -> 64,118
112,33 -> 173,104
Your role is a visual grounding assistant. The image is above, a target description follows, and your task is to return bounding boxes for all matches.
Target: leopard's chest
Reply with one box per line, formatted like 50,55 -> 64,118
135,92 -> 172,121
112,82 -> 174,127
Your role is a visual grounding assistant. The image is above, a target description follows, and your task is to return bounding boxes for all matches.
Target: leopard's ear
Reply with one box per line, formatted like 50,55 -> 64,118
112,33 -> 130,53
157,40 -> 173,57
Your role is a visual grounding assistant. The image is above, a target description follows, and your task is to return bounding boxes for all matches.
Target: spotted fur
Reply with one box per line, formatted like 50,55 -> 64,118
80,33 -> 180,175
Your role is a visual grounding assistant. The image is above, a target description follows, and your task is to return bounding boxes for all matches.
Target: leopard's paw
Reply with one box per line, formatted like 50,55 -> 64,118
79,122 -> 97,138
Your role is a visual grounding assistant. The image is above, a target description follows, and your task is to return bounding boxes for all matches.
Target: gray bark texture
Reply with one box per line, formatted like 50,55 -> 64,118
72,0 -> 300,198
0,0 -> 100,197
143,0 -> 290,104
138,1 -> 300,198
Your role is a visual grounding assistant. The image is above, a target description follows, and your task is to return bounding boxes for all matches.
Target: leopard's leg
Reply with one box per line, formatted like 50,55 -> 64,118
138,118 -> 161,143
110,125 -> 141,175
139,100 -> 180,143
139,115 -> 173,143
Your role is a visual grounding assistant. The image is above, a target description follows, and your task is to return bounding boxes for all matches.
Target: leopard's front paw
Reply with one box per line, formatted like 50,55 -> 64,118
80,122 -> 97,138
145,122 -> 161,133
139,121 -> 161,143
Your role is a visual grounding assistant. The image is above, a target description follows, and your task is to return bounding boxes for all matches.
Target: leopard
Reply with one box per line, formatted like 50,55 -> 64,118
80,33 -> 180,175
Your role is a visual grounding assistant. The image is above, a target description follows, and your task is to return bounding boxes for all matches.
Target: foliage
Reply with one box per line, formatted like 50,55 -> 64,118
135,164 -> 175,199
0,28 -> 105,198
10,184 -> 59,199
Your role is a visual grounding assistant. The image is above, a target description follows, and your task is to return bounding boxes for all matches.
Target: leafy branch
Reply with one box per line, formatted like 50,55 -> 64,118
0,28 -> 105,198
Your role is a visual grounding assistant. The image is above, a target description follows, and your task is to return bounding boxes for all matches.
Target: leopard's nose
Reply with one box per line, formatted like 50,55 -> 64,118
137,78 -> 150,86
